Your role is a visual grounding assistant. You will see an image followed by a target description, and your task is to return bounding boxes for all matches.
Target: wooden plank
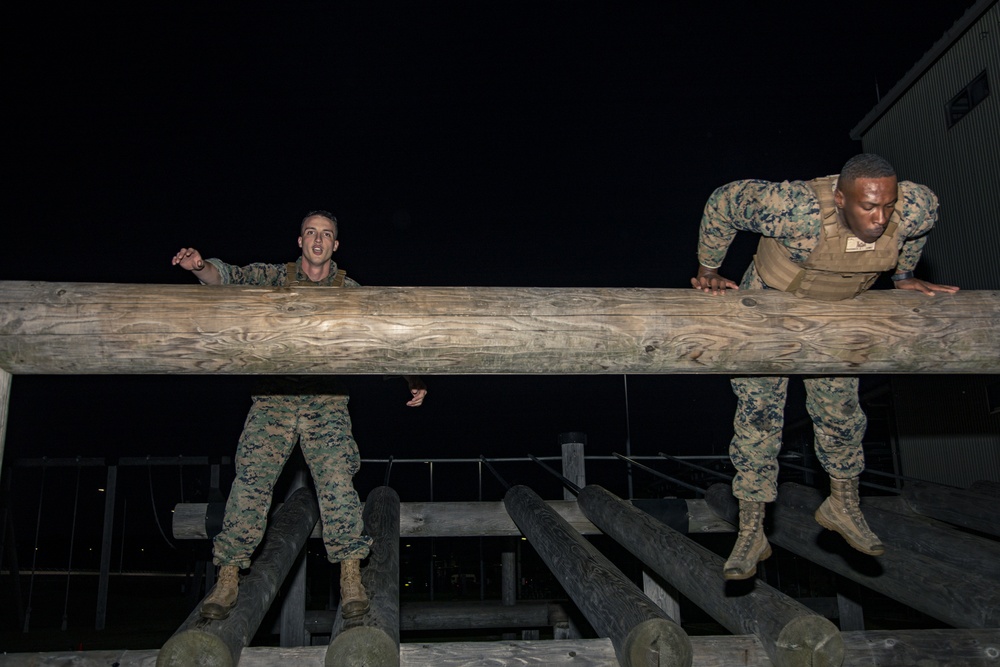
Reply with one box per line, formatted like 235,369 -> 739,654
173,499 -> 735,540
301,601 -> 564,633
2,629 -> 997,666
1,282 -> 997,376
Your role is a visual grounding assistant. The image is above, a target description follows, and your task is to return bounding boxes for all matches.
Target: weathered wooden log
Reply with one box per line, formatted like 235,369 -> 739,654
969,479 -> 1000,497
156,487 -> 320,667
503,484 -> 692,667
578,484 -> 843,667
326,486 -> 401,667
172,498 -> 732,540
901,480 -> 1000,536
705,484 -> 1000,629
5,629 -> 999,666
1,282 -> 997,376
784,484 -> 1000,579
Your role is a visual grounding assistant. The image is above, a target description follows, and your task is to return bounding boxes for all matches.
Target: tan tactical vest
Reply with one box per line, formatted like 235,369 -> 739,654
754,175 -> 900,301
284,262 -> 346,287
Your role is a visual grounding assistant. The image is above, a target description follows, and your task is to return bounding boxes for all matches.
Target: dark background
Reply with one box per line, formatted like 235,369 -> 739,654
0,1 -> 979,570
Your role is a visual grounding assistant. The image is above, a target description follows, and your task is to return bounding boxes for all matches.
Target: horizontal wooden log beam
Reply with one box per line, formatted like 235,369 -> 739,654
171,499 -> 734,540
5,629 -> 998,666
1,281 -> 997,375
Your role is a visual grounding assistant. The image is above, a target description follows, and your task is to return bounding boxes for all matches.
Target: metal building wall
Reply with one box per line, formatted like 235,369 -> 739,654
855,1 -> 1000,486
859,0 -> 1000,290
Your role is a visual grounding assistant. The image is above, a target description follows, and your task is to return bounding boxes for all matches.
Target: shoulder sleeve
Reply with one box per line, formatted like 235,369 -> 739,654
895,182 -> 939,271
207,259 -> 285,286
697,179 -> 818,269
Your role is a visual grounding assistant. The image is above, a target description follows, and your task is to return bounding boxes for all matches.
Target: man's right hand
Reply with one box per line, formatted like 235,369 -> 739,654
172,248 -> 221,284
691,265 -> 739,295
172,247 -> 206,271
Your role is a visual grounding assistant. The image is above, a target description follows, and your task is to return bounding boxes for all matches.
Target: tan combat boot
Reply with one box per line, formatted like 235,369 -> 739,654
723,500 -> 772,580
815,476 -> 885,555
201,564 -> 240,620
340,559 -> 369,620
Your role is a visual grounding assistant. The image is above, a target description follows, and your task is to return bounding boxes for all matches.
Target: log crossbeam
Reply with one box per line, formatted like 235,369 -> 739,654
1,282 -> 997,376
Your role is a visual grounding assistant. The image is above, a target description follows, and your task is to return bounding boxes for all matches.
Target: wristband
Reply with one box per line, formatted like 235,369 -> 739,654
890,270 -> 914,282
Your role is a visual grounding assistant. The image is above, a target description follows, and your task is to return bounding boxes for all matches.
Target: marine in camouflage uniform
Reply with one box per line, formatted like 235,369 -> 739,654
691,154 -> 959,580
202,256 -> 372,569
172,211 -> 427,619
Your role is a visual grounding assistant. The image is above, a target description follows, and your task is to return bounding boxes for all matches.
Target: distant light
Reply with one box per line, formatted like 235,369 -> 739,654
521,537 -> 527,541
405,544 -> 411,548
98,488 -> 105,493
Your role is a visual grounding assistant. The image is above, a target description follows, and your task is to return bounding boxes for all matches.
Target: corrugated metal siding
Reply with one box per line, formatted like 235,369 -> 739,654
861,1 -> 1000,290
892,376 -> 1000,486
859,4 -> 1000,487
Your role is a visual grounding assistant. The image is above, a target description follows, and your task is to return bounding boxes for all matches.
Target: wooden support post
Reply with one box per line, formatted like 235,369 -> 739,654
901,480 -> 1000,537
835,577 -> 865,632
280,469 -> 309,648
95,463 -> 117,631
156,487 -> 321,667
578,484 -> 842,667
326,486 -> 400,667
503,484 -> 692,667
2,283 -> 997,376
0,368 -> 9,480
642,571 -> 680,625
501,549 -> 516,606
559,432 -> 586,500
785,484 -> 1000,580
705,483 -> 1000,629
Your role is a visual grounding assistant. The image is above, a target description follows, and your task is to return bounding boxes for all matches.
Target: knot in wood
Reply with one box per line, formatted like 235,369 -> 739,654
740,297 -> 757,307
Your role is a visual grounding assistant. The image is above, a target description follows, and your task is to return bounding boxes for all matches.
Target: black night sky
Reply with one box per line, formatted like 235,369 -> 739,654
0,1 -> 981,570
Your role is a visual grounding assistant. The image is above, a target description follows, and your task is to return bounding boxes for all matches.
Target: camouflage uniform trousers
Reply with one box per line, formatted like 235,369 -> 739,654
213,394 -> 372,569
730,262 -> 867,502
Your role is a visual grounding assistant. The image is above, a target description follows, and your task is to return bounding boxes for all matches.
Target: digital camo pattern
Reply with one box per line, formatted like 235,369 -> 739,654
205,256 -> 361,288
693,175 -> 930,501
695,177 -> 938,275
213,395 -> 372,567
730,373 -> 867,502
207,257 -> 369,567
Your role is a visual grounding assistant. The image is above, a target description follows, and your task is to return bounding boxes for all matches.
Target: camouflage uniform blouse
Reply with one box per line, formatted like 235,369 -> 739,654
695,177 -> 939,274
204,256 -> 360,289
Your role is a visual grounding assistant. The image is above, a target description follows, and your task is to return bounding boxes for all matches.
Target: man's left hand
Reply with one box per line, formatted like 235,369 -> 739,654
405,376 -> 427,407
893,278 -> 960,296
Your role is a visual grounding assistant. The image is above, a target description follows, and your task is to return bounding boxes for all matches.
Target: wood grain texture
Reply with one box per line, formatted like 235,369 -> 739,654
503,485 -> 692,667
1,282 -> 996,375
579,484 -> 842,667
3,630 -> 997,666
157,488 -> 320,667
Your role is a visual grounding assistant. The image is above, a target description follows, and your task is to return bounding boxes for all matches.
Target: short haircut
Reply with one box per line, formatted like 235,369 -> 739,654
301,210 -> 339,238
838,154 -> 896,188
